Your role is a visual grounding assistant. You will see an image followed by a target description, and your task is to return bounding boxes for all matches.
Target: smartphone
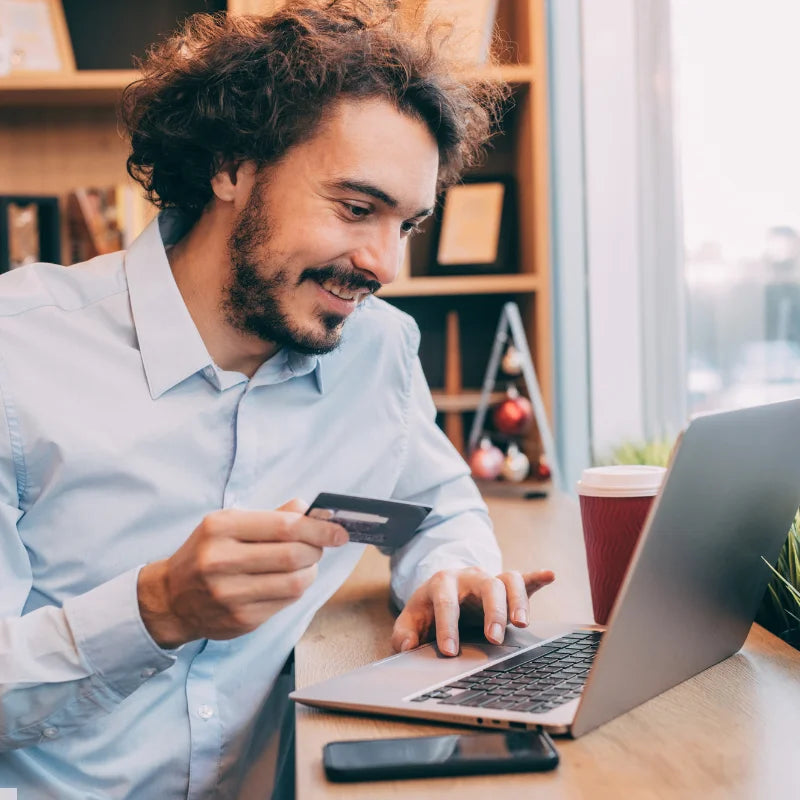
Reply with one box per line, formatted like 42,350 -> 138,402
322,729 -> 559,782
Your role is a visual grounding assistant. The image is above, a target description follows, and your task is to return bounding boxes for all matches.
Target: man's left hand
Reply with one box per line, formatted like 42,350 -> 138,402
390,567 -> 555,656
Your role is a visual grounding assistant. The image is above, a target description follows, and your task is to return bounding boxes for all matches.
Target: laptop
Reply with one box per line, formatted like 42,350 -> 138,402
291,399 -> 800,737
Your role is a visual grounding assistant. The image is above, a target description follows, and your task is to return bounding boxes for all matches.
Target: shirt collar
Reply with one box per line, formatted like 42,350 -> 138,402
290,349 -> 325,393
125,210 -> 325,398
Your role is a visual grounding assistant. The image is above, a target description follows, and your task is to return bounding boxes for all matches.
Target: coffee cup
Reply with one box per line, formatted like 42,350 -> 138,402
577,465 -> 666,625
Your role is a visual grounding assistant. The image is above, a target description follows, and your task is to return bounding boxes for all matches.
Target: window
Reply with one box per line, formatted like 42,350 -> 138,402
673,0 -> 800,414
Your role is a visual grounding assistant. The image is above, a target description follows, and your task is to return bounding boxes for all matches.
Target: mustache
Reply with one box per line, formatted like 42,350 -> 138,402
300,265 -> 381,295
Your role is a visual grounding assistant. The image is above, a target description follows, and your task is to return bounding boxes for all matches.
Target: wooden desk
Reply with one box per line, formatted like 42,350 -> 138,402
295,493 -> 800,799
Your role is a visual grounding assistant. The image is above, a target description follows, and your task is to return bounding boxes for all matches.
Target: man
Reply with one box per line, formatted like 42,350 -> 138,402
0,2 -> 554,797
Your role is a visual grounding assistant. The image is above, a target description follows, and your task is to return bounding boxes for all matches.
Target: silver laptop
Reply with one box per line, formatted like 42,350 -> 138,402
291,399 -> 800,737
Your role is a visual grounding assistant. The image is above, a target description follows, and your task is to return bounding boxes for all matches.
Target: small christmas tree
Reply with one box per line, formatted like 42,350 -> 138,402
467,302 -> 562,491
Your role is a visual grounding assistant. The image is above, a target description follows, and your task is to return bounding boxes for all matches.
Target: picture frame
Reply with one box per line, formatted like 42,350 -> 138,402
0,195 -> 60,274
431,176 -> 517,276
0,0 -> 76,76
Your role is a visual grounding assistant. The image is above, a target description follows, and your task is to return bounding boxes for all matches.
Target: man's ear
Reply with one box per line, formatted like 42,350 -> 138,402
211,160 -> 258,204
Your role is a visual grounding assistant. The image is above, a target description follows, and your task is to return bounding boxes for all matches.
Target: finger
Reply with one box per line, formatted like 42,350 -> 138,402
498,570 -> 530,627
478,575 -> 508,644
212,509 -> 348,548
390,582 -> 437,652
215,563 -> 319,604
194,539 -> 324,576
523,569 -> 556,596
430,571 -> 461,656
238,541 -> 324,574
391,608 -> 424,653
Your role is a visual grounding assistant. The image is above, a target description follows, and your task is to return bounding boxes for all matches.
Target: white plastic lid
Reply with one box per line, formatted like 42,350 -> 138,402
576,465 -> 666,498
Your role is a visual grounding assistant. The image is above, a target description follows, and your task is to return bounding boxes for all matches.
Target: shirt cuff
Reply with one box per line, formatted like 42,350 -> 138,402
390,528 -> 503,609
63,566 -> 177,699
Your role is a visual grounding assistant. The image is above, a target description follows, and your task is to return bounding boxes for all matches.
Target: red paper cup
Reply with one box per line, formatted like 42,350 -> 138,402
577,465 -> 666,625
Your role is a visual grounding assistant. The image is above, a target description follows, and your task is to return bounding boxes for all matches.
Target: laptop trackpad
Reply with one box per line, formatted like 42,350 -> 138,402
367,640 -> 521,694
291,640 -> 525,707
413,640 -> 519,663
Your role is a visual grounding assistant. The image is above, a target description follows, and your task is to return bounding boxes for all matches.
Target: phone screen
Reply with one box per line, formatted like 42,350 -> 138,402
323,730 -> 558,782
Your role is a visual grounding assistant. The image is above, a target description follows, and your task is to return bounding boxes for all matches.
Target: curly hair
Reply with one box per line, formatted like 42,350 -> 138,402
120,0 -> 507,218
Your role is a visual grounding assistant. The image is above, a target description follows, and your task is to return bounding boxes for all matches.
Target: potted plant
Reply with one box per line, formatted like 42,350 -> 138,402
605,438 -> 800,651
755,512 -> 800,650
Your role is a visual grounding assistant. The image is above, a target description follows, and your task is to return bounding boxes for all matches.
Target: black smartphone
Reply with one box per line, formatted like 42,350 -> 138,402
322,729 -> 559,782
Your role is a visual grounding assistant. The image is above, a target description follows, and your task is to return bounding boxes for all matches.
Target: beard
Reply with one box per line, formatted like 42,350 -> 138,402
222,183 -> 379,356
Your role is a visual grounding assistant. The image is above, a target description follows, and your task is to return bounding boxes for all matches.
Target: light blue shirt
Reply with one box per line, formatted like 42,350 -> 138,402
0,213 -> 501,798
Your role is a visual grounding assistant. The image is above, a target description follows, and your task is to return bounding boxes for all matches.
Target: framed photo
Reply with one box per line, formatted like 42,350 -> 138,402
0,0 -> 75,76
432,176 -> 517,275
0,195 -> 60,274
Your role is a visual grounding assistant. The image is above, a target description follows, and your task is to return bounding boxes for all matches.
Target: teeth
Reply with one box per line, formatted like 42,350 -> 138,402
320,279 -> 360,301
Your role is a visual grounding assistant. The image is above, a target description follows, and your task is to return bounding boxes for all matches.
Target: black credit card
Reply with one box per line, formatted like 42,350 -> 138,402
306,492 -> 432,549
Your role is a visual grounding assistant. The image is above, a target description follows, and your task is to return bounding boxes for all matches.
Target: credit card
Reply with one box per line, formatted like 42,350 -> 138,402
305,492 -> 432,549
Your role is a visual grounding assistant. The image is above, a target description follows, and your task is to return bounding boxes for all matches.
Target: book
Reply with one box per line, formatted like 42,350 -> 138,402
66,184 -> 156,263
0,194 -> 60,273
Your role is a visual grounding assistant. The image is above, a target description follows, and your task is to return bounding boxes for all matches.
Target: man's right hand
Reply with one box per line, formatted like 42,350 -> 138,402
137,498 -> 349,649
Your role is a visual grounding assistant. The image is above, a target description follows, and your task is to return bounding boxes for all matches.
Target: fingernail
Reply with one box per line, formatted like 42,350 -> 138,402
489,623 -> 504,642
443,638 -> 457,655
513,608 -> 528,625
401,637 -> 414,651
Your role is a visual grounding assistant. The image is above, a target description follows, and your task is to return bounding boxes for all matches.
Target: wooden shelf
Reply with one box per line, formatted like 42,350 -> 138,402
474,478 -> 552,500
379,273 -> 540,298
458,63 -> 536,85
430,391 -> 505,413
0,70 -> 140,105
0,62 -> 534,107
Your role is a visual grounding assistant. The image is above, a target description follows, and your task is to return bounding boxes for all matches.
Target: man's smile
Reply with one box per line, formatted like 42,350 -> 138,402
317,278 -> 371,301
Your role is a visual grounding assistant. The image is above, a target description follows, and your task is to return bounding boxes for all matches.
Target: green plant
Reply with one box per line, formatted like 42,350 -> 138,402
756,511 -> 800,648
606,436 -> 800,650
603,438 -> 675,468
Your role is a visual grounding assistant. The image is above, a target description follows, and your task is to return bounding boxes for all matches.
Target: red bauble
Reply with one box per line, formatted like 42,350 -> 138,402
468,437 -> 504,480
536,455 -> 552,480
492,386 -> 534,436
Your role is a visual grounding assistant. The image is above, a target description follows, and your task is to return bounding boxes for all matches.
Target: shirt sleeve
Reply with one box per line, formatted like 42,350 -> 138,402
0,369 -> 176,752
389,341 -> 502,608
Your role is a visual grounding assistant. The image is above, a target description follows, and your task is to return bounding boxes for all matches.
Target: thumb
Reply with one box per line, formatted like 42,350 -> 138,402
277,497 -> 309,514
391,601 -> 430,653
391,618 -> 421,653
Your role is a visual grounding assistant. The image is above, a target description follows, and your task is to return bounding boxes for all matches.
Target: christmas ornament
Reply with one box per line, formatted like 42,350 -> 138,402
501,442 -> 530,482
536,455 -> 552,480
468,437 -> 504,480
492,385 -> 534,436
501,344 -> 523,376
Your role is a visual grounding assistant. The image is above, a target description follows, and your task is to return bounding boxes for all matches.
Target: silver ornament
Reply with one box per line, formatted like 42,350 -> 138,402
501,345 -> 523,376
501,442 -> 530,482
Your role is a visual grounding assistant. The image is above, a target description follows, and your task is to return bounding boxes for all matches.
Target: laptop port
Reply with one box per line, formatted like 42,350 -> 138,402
509,721 -> 527,730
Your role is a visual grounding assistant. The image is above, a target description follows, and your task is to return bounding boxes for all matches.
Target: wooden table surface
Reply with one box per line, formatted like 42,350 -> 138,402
294,493 -> 800,799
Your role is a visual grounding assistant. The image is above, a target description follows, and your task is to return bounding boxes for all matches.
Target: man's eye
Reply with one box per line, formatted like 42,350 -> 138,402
401,220 -> 423,236
343,203 -> 370,219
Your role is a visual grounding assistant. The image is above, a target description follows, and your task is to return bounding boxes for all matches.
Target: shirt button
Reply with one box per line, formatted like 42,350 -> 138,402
197,705 -> 215,720
141,667 -> 157,678
203,366 -> 214,378
42,727 -> 58,738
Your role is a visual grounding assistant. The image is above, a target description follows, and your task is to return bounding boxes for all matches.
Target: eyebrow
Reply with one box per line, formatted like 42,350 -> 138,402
330,179 -> 434,218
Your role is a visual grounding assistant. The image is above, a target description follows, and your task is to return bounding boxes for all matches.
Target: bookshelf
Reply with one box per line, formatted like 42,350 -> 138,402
0,0 -> 552,469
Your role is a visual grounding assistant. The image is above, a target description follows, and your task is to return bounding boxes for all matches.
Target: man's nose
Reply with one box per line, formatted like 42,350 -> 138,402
350,226 -> 404,286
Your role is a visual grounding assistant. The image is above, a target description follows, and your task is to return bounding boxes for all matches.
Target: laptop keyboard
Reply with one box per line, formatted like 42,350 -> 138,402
409,630 -> 603,714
